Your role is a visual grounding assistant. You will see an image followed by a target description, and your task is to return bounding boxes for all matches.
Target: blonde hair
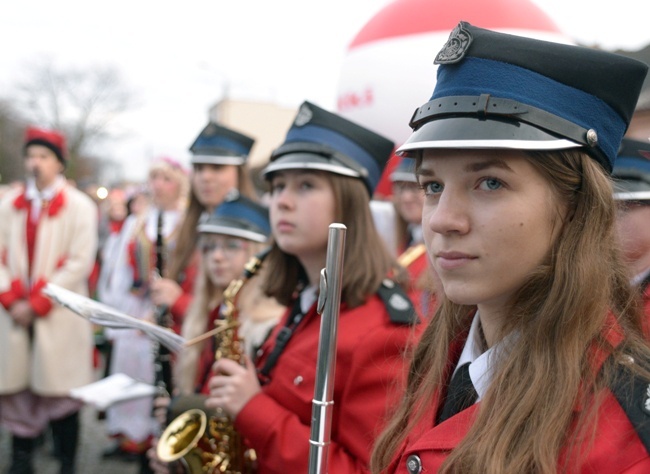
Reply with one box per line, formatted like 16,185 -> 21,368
371,150 -> 650,473
263,172 -> 405,308
175,238 -> 267,394
148,157 -> 190,210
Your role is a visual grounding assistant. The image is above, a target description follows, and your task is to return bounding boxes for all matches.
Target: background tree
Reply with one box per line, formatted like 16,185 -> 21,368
6,57 -> 137,184
0,100 -> 27,185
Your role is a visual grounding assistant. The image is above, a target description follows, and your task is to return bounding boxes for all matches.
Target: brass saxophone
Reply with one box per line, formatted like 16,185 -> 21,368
156,249 -> 270,473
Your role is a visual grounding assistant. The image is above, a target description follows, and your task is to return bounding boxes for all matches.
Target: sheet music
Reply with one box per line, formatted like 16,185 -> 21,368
43,283 -> 186,353
69,373 -> 157,410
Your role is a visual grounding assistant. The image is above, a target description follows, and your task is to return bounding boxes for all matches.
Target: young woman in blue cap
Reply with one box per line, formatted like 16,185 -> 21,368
175,191 -> 284,397
390,156 -> 438,318
613,138 -> 650,337
205,101 -> 421,473
149,122 -> 257,334
372,22 -> 650,474
147,192 -> 285,474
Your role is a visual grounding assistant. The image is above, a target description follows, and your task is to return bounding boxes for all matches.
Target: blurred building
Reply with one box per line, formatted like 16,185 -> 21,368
208,99 -> 296,169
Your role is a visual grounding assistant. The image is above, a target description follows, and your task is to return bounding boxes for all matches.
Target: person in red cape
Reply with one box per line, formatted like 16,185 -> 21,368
149,122 -> 259,334
0,126 -> 98,474
371,22 -> 650,474
147,193 -> 285,474
99,156 -> 188,461
390,156 -> 438,318
205,101 -> 422,474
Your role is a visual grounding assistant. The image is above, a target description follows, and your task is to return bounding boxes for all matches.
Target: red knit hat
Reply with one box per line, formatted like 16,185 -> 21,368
24,126 -> 67,164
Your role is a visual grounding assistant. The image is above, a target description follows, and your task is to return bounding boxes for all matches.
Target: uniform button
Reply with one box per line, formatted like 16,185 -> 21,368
406,454 -> 422,474
293,375 -> 304,385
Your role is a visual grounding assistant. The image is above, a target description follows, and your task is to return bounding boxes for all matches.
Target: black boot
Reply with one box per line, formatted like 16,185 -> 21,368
8,435 -> 35,474
50,411 -> 79,474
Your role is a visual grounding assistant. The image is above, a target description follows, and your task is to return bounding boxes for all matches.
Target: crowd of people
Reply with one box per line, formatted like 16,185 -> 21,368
2,20 -> 650,474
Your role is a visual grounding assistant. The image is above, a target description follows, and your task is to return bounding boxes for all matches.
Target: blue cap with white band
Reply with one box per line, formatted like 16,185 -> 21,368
190,122 -> 255,166
397,21 -> 649,173
197,190 -> 270,243
261,101 -> 395,195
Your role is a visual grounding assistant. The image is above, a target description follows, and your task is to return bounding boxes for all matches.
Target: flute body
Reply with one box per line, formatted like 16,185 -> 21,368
308,223 -> 347,474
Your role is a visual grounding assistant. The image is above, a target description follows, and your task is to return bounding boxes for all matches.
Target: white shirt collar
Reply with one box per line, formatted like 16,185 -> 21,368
407,224 -> 423,244
454,311 -> 504,402
25,176 -> 65,221
300,285 -> 318,314
25,175 -> 65,202
632,268 -> 650,286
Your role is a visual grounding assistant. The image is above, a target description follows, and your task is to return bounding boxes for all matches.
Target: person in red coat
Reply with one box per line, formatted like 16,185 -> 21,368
205,101 -> 421,474
0,126 -> 98,474
613,138 -> 650,335
149,122 -> 258,331
390,156 -> 438,318
371,22 -> 650,474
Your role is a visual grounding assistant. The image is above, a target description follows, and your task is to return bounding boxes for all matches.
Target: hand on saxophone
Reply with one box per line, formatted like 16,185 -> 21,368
146,437 -> 173,474
205,356 -> 261,418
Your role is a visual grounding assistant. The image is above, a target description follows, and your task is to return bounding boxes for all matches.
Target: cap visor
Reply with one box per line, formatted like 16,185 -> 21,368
191,155 -> 245,166
397,117 -> 581,155
197,223 -> 268,243
390,172 -> 418,183
261,153 -> 361,179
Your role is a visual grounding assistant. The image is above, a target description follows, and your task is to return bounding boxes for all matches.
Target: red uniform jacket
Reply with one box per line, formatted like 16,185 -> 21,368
126,238 -> 198,335
234,293 -> 421,474
384,316 -> 650,473
168,255 -> 198,333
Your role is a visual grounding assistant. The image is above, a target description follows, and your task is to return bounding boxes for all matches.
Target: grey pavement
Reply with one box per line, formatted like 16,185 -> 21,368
0,405 -> 141,474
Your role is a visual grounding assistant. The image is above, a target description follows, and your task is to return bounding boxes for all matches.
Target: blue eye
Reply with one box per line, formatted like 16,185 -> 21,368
480,178 -> 502,191
423,181 -> 443,195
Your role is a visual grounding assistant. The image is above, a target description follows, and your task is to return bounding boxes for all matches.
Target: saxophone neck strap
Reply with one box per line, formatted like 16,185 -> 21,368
258,297 -> 307,382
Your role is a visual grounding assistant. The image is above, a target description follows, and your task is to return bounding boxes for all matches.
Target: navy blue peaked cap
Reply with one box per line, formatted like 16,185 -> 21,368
612,138 -> 650,200
190,122 -> 255,166
390,157 -> 417,183
197,190 -> 270,242
261,101 -> 395,195
398,21 -> 649,173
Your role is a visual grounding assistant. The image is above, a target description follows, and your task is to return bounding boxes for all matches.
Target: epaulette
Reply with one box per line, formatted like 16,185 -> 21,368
610,357 -> 650,454
376,278 -> 420,325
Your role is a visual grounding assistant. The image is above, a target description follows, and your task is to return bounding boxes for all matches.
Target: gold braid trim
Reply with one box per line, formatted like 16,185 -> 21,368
397,243 -> 426,269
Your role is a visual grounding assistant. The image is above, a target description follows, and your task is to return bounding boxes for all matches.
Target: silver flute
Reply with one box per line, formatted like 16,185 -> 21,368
308,223 -> 347,474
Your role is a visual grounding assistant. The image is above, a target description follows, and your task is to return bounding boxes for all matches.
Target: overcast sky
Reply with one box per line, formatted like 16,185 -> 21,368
1,0 -> 648,183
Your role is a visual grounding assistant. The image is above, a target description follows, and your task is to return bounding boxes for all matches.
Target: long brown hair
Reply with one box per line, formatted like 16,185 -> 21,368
263,172 -> 404,308
168,165 -> 256,282
371,150 -> 650,473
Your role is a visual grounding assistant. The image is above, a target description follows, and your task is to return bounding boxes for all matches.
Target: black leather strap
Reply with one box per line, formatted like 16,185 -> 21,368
258,298 -> 305,380
409,94 -> 595,151
610,359 -> 650,454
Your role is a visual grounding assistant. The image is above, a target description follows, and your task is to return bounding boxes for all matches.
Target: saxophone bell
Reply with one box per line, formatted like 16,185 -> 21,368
156,249 -> 270,474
